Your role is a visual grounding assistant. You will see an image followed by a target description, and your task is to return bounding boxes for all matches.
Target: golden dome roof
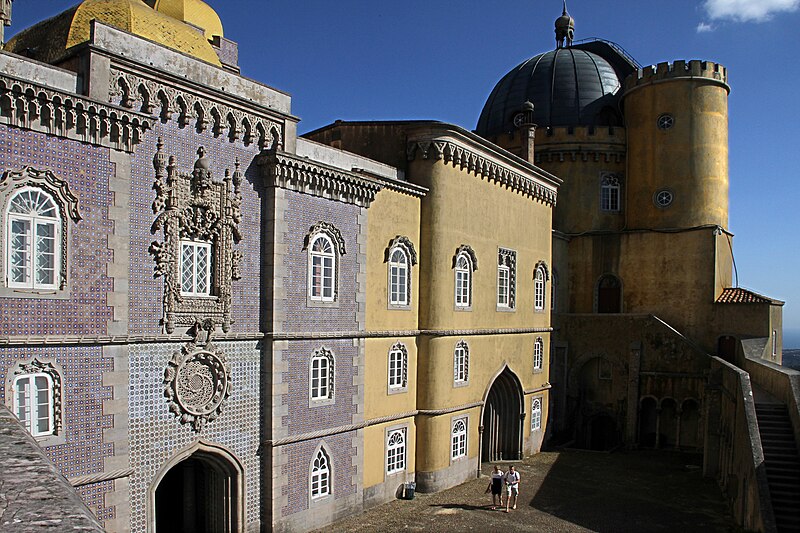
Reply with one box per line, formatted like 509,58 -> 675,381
151,0 -> 223,41
5,0 -> 221,66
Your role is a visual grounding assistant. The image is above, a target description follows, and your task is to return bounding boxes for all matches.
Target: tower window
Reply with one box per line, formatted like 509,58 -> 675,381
6,188 -> 61,290
657,114 -> 674,130
600,173 -> 621,213
654,189 -> 674,208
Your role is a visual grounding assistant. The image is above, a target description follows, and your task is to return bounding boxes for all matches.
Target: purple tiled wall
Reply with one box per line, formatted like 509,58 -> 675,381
129,122 -> 264,336
0,127 -> 114,336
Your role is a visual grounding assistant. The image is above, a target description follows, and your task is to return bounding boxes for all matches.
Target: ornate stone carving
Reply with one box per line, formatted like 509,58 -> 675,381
149,139 -> 243,333
0,76 -> 150,152
407,139 -> 558,206
534,260 -> 550,281
163,318 -> 232,432
452,244 -> 478,270
108,68 -> 283,149
258,150 -> 381,208
12,359 -> 62,436
0,167 -> 82,290
303,221 -> 346,255
384,236 -> 417,265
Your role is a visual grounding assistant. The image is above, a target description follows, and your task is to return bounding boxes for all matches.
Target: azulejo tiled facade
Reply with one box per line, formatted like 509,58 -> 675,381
0,2 -> 791,533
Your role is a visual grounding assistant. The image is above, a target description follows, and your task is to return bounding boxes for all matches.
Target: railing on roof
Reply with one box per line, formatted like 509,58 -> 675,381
572,37 -> 642,69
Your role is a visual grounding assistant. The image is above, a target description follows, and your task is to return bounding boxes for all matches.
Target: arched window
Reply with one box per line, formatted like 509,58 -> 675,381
386,428 -> 406,474
454,252 -> 473,308
6,188 -> 61,290
533,337 -> 544,371
597,274 -> 622,313
454,341 -> 469,385
531,397 -> 542,431
388,342 -> 408,391
497,248 -> 516,309
451,417 -> 467,459
388,247 -> 409,306
600,173 -> 621,213
309,234 -> 336,302
310,448 -> 331,499
534,266 -> 546,310
13,372 -> 54,437
310,348 -> 334,402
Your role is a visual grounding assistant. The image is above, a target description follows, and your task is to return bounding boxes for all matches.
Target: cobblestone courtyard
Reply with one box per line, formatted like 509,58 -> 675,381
317,450 -> 736,532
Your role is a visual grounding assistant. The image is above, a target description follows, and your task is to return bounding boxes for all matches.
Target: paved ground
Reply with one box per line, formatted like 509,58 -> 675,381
317,450 -> 737,532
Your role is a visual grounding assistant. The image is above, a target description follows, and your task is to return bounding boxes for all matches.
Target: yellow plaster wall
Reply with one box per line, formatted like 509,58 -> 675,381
624,79 -> 729,230
363,419 -> 416,489
411,159 -> 553,331
363,337 -> 417,420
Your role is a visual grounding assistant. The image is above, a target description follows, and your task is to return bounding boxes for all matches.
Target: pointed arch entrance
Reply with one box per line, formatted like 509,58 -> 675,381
481,367 -> 524,463
151,441 -> 244,533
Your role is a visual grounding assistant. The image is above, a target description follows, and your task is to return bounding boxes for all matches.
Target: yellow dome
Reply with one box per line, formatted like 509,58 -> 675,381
152,0 -> 223,41
5,0 -> 221,66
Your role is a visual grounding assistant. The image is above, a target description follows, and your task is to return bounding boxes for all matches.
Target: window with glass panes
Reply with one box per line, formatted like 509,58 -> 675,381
531,398 -> 542,430
455,253 -> 472,308
534,266 -> 546,310
389,247 -> 409,305
451,418 -> 467,459
7,188 -> 60,290
309,234 -> 335,301
454,341 -> 469,384
13,373 -> 54,437
533,338 -> 544,371
386,428 -> 406,474
600,174 -> 620,212
388,343 -> 407,390
180,240 -> 212,296
310,349 -> 333,401
311,448 -> 330,499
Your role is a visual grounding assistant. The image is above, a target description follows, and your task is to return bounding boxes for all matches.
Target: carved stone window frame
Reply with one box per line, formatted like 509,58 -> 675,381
497,247 -> 516,311
0,167 -> 81,299
309,346 -> 335,407
453,244 -> 477,311
384,236 -> 417,310
304,222 -> 345,307
6,358 -> 64,445
150,141 -> 242,333
600,172 -> 622,213
534,260 -> 549,312
453,340 -> 470,387
387,342 -> 408,394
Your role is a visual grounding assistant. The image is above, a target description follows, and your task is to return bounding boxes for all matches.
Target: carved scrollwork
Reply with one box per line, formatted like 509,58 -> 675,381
163,318 -> 232,432
149,139 -> 243,333
12,359 -> 63,436
303,221 -> 346,255
384,235 -> 417,265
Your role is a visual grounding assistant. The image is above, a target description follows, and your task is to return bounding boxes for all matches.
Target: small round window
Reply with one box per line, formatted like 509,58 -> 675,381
654,189 -> 674,208
657,114 -> 674,130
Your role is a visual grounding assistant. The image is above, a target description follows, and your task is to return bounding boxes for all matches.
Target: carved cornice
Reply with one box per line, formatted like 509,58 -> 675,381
407,139 -> 557,206
0,75 -> 150,152
304,221 -> 346,255
109,68 -> 283,149
1,166 -> 81,222
453,244 -> 478,271
384,235 -> 417,265
534,260 -> 550,281
258,149 -> 381,208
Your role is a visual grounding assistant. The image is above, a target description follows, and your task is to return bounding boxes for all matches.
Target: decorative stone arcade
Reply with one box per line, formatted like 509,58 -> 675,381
481,368 -> 524,462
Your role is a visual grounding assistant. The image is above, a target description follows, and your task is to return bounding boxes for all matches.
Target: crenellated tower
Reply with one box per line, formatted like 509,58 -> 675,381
622,60 -> 730,230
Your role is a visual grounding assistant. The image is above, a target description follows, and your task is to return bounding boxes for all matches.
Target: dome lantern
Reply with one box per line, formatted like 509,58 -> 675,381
555,1 -> 574,48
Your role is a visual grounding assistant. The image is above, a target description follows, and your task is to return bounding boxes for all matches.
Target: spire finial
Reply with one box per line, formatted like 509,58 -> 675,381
555,1 -> 575,48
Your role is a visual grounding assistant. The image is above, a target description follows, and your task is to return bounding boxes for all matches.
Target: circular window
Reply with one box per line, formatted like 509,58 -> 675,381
654,189 -> 674,208
656,114 -> 674,130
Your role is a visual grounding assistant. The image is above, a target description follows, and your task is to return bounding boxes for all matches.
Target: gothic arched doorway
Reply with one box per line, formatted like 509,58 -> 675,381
597,274 -> 622,313
154,447 -> 242,533
482,367 -> 524,462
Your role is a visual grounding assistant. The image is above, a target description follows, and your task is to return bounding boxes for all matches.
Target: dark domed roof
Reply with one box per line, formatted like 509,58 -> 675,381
476,47 -> 622,137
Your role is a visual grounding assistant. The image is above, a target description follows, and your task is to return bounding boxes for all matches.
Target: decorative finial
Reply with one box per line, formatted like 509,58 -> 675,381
555,1 -> 575,49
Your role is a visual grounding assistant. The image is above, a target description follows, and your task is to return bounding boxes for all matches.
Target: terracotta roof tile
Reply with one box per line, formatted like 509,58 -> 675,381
716,288 -> 783,305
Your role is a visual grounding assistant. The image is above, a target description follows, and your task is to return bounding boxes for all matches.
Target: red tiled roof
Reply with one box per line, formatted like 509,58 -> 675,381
716,288 -> 783,305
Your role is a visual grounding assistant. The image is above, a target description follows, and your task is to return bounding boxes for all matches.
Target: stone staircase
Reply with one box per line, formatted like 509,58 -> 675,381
755,403 -> 800,532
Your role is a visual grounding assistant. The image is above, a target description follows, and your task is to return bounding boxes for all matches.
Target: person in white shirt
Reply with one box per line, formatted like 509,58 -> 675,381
486,465 -> 505,509
504,465 -> 520,512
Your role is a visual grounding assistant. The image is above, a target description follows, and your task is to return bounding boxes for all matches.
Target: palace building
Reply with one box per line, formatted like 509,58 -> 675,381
0,1 -> 796,532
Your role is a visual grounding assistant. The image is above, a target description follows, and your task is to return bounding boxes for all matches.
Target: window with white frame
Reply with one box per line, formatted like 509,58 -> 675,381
600,173 -> 621,212
309,234 -> 336,302
451,417 -> 467,460
386,428 -> 406,474
454,252 -> 473,308
534,265 -> 546,310
388,247 -> 409,306
454,340 -> 469,385
310,348 -> 334,402
388,342 -> 408,391
497,248 -> 516,309
310,448 -> 331,499
6,188 -> 61,290
533,337 -> 544,371
180,240 -> 212,296
13,373 -> 55,437
531,397 -> 542,431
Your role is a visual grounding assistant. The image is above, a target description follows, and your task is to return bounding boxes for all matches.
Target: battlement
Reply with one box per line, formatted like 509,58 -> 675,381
623,60 -> 728,93
535,125 -> 627,144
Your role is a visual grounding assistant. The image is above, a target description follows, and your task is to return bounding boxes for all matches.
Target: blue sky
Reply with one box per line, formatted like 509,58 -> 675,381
8,0 -> 800,346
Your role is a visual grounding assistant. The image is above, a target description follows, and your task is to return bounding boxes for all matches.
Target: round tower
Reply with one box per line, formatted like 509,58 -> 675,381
622,60 -> 730,229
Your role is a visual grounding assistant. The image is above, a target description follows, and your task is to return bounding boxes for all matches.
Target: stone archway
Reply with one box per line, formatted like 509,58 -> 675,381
151,441 -> 244,533
481,367 -> 524,463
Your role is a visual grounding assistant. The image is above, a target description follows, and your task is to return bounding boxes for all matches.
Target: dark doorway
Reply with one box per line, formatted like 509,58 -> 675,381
639,397 -> 658,448
597,274 -> 621,313
155,452 -> 239,533
482,368 -> 524,462
588,415 -> 618,451
717,336 -> 736,363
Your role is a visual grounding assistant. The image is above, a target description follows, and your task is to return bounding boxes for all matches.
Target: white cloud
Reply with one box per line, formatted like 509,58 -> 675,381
703,0 -> 800,22
696,21 -> 715,32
